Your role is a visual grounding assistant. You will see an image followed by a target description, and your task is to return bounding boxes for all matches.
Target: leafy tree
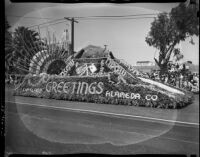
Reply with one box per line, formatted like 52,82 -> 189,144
145,2 -> 199,73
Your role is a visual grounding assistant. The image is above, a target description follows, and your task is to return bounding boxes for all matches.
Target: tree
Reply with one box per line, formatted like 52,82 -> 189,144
5,26 -> 45,75
145,2 -> 199,74
5,17 -> 14,74
5,17 -> 11,41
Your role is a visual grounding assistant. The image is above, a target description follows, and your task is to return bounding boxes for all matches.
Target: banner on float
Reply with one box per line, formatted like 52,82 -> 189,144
16,75 -> 160,102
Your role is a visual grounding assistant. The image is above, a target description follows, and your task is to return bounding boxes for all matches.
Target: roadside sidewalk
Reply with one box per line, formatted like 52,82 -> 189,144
5,86 -> 199,125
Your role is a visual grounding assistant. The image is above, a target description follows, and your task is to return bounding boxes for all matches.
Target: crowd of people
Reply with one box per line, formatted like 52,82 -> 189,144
148,62 -> 199,93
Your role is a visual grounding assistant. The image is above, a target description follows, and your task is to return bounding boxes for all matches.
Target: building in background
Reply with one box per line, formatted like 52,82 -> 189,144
60,29 -> 71,51
181,61 -> 199,73
134,61 -> 158,73
135,61 -> 155,66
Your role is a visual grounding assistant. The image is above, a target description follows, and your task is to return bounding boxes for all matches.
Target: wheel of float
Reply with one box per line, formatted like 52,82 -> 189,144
29,49 -> 69,75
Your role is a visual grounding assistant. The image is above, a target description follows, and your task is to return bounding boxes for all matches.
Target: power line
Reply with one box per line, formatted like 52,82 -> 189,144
78,16 -> 156,20
25,16 -> 156,29
6,15 -> 66,28
27,18 -> 66,28
39,20 -> 69,28
7,13 -> 165,20
8,13 -> 178,29
7,12 -> 191,22
72,13 -> 165,18
27,16 -> 157,28
7,15 -> 56,20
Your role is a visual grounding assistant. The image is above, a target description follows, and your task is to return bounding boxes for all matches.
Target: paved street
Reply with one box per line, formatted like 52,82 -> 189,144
5,87 -> 199,155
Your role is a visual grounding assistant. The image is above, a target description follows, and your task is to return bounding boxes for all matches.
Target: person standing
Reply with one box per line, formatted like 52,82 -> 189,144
165,74 -> 168,84
179,73 -> 184,88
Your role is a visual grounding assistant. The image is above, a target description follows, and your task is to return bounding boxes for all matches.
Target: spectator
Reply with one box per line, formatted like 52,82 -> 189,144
181,64 -> 186,75
164,74 -> 168,84
176,63 -> 179,70
193,73 -> 199,83
179,74 -> 184,88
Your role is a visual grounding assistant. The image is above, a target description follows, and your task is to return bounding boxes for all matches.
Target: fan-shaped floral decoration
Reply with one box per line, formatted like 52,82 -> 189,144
29,48 -> 68,75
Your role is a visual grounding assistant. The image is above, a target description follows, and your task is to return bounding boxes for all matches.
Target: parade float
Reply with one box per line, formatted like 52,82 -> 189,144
14,45 -> 193,109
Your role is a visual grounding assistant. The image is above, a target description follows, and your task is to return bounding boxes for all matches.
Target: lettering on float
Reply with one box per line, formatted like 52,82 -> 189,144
61,59 -> 74,76
22,88 -> 43,94
105,58 -> 127,76
46,81 -> 104,95
105,91 -> 158,101
118,60 -> 140,75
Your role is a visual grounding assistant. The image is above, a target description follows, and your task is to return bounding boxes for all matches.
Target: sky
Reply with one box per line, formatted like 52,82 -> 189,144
5,1 -> 199,66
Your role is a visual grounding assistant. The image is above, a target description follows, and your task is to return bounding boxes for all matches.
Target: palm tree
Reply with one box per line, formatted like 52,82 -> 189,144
5,26 -> 46,75
5,17 -> 14,75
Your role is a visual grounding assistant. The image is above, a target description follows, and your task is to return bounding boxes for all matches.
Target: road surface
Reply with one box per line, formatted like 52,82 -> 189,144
5,87 -> 199,155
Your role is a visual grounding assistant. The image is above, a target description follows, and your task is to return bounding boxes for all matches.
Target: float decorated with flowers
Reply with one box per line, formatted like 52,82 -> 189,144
14,45 -> 193,109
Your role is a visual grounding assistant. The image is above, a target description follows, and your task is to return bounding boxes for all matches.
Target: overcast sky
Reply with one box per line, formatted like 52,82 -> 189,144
5,1 -> 199,65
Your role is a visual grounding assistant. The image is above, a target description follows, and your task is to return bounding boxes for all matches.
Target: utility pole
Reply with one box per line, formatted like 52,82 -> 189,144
64,17 -> 78,55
